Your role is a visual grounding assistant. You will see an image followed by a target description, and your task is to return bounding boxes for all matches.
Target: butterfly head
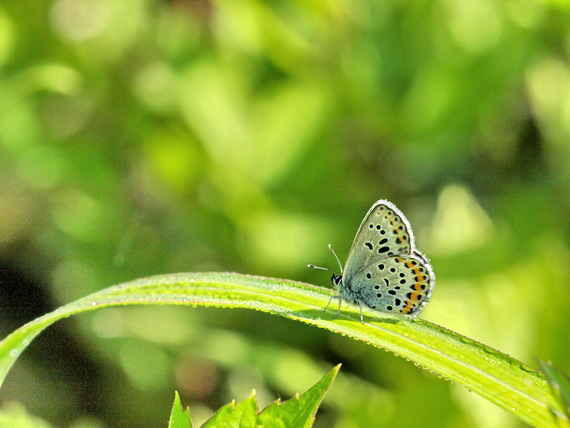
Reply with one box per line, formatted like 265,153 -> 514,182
331,273 -> 343,287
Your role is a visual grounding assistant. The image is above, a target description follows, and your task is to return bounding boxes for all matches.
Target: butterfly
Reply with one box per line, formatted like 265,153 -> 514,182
309,200 -> 435,321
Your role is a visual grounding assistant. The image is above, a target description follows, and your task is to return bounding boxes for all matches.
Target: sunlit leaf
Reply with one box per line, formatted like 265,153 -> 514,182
168,391 -> 192,428
203,394 -> 257,428
539,360 -> 570,426
203,364 -> 339,427
256,364 -> 339,428
0,272 -> 561,427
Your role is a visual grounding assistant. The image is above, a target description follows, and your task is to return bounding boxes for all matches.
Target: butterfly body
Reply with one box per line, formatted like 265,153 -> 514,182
311,200 -> 435,320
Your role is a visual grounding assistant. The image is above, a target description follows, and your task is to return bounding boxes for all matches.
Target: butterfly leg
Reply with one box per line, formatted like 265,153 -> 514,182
335,295 -> 342,318
358,301 -> 364,324
324,294 -> 342,318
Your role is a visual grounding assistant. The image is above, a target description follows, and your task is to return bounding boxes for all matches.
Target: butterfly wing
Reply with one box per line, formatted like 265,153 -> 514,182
341,200 -> 435,316
342,200 -> 415,284
344,254 -> 435,315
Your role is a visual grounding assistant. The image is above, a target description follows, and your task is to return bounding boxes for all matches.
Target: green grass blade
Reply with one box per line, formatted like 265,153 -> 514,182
0,272 -> 560,427
539,360 -> 570,426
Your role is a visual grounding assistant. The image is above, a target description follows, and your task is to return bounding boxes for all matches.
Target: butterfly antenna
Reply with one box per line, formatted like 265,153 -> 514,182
328,244 -> 343,274
307,264 -> 335,272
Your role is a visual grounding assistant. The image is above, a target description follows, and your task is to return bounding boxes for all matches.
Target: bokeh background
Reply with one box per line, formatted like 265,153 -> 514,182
1,0 -> 570,427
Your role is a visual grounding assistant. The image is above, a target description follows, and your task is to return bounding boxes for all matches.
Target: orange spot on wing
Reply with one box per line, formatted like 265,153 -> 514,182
402,300 -> 414,313
410,291 -> 423,301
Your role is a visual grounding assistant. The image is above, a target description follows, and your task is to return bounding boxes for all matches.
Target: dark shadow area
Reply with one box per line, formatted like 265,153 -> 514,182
0,258 -> 104,423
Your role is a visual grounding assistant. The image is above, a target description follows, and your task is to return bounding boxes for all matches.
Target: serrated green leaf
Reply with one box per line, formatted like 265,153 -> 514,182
203,365 -> 338,427
539,360 -> 570,426
0,272 -> 562,427
257,364 -> 339,428
169,391 -> 192,428
203,392 -> 258,427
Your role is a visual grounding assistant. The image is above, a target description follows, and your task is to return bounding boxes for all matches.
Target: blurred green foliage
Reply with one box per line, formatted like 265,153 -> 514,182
1,0 -> 570,427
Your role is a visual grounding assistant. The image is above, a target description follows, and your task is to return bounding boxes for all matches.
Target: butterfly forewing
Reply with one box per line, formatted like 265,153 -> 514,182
343,200 -> 415,284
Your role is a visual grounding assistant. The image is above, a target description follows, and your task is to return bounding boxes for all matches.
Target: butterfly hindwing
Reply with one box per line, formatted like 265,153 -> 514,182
344,254 -> 434,315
